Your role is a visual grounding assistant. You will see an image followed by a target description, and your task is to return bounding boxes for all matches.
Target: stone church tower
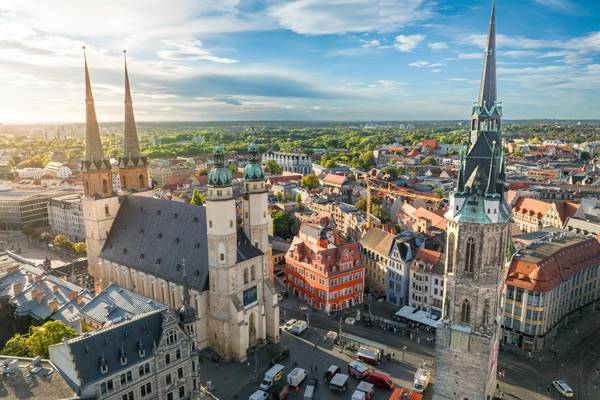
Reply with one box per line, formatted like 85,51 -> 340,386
118,51 -> 149,192
80,48 -> 120,293
433,2 -> 512,399
242,143 -> 269,253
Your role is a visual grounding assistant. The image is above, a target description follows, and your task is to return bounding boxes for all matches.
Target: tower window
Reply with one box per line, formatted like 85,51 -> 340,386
465,237 -> 475,273
209,221 -> 213,228
102,179 -> 108,193
244,268 -> 249,284
220,253 -> 224,261
139,174 -> 145,188
250,265 -> 256,281
447,233 -> 455,273
105,204 -> 110,216
230,220 -> 233,228
461,299 -> 471,324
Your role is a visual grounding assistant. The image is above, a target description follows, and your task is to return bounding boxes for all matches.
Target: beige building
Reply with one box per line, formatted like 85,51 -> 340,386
408,248 -> 445,317
503,236 -> 600,352
48,193 -> 85,241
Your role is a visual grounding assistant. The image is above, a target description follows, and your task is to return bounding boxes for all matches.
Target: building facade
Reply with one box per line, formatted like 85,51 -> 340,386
263,151 -> 312,175
433,3 -> 511,399
44,162 -> 73,179
503,236 -> 600,352
48,193 -> 86,241
49,310 -> 200,400
285,222 -> 365,312
408,248 -> 445,317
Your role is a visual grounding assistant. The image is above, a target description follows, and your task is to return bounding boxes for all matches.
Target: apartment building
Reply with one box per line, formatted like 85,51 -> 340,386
48,193 -> 86,241
408,248 -> 445,317
503,236 -> 600,352
285,222 -> 365,312
511,197 -> 578,233
262,151 -> 312,175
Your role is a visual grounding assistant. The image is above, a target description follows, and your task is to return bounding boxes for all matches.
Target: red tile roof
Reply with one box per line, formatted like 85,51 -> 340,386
421,139 -> 438,150
322,173 -> 347,186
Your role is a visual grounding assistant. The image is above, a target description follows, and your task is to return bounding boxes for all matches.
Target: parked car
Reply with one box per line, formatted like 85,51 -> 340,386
249,390 -> 269,400
283,319 -> 297,331
413,368 -> 431,393
291,320 -> 308,335
348,361 -> 369,379
329,373 -> 350,392
345,317 -> 357,325
366,371 -> 394,390
287,367 -> 308,388
351,381 -> 375,400
304,378 -> 318,400
259,363 -> 285,391
324,365 -> 341,382
552,380 -> 574,398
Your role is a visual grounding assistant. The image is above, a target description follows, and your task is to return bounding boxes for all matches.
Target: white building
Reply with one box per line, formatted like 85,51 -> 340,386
14,167 -> 44,179
44,162 -> 72,179
408,248 -> 445,317
48,193 -> 86,241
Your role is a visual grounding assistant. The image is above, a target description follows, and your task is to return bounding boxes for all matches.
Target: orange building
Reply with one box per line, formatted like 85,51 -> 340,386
285,222 -> 365,312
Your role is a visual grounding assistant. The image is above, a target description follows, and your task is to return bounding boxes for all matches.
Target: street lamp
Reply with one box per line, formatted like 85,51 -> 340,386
402,345 -> 407,361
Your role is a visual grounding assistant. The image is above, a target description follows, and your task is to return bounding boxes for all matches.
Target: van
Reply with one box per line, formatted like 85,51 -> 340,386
249,390 -> 269,400
348,360 -> 369,379
366,371 -> 394,390
552,380 -> 574,398
303,378 -> 318,400
413,368 -> 431,393
357,347 -> 380,366
259,363 -> 285,391
353,381 -> 374,400
329,373 -> 349,392
287,367 -> 308,387
324,365 -> 341,382
291,320 -> 308,335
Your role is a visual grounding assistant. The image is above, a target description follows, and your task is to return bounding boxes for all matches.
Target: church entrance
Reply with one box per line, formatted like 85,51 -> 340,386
249,313 -> 257,348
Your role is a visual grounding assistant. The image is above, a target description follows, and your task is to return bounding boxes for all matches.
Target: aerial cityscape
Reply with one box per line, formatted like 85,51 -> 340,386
0,1 -> 599,400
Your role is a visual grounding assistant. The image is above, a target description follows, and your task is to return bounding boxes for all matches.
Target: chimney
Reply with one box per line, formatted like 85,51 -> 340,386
48,299 -> 59,313
34,290 -> 45,304
68,291 -> 78,301
27,273 -> 34,284
12,281 -> 23,295
52,285 -> 59,294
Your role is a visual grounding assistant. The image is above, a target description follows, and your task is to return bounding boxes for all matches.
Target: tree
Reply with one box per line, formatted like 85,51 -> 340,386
190,189 -> 205,205
530,136 -> 542,144
72,242 -> 86,255
53,234 -> 72,249
272,211 -> 293,239
275,191 -> 284,200
382,165 -> 398,178
301,173 -> 319,190
295,193 -> 302,205
421,157 -> 436,165
580,151 -> 591,162
371,204 -> 390,223
355,198 -> 367,212
323,160 -> 336,169
266,160 -> 282,175
358,151 -> 375,169
2,320 -> 77,358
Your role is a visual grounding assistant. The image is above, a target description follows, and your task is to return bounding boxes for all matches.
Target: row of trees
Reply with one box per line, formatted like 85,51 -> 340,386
1,320 -> 77,358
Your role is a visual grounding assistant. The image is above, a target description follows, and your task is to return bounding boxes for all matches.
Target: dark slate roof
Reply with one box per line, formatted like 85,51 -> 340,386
100,196 -> 210,291
68,310 -> 164,385
100,195 -> 263,292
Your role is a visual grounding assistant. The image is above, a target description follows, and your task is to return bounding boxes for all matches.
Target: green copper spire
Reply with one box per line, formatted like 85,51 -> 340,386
208,145 -> 232,187
243,142 -> 265,182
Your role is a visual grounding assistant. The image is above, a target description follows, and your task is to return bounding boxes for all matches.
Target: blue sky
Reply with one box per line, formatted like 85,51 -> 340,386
0,0 -> 598,122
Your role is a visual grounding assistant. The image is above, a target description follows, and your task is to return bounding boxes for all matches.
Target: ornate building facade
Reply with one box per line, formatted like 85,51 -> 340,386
433,2 -> 512,399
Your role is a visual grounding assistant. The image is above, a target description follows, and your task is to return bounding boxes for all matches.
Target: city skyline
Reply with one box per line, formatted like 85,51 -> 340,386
1,0 -> 599,123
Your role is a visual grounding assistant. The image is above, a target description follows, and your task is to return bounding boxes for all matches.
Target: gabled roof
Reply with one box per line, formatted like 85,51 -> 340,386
359,227 -> 395,256
512,197 -> 552,218
322,173 -> 347,186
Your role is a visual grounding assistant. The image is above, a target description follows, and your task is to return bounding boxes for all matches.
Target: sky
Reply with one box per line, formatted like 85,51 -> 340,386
0,0 -> 599,123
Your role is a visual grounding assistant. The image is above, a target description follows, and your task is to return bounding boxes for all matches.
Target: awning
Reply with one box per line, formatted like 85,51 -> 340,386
394,305 -> 416,319
395,306 -> 439,328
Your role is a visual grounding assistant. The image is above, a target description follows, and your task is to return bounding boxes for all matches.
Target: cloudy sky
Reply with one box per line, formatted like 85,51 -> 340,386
0,0 -> 599,123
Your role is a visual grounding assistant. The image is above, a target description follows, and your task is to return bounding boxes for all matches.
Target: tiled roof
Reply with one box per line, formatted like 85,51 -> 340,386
322,174 -> 347,186
359,228 -> 396,256
512,197 -> 552,218
413,248 -> 445,275
421,139 -> 438,150
506,237 -> 600,292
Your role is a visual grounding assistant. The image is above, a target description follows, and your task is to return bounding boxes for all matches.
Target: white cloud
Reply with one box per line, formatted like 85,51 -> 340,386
409,60 -> 444,69
269,0 -> 433,35
361,39 -> 381,49
394,34 -> 425,52
157,39 -> 238,64
455,52 -> 482,60
428,42 -> 447,50
534,0 -> 578,12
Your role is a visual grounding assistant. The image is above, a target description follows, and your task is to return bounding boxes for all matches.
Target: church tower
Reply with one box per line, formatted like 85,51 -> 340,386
433,2 -> 511,399
242,143 -> 269,253
117,51 -> 149,192
80,47 -> 120,293
206,146 -> 238,357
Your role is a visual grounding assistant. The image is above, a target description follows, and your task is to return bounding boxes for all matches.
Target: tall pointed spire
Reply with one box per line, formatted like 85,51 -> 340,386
83,47 -> 104,162
478,0 -> 496,109
123,50 -> 140,158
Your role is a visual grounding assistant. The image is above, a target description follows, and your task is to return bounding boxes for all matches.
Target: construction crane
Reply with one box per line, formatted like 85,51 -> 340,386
363,176 -> 443,230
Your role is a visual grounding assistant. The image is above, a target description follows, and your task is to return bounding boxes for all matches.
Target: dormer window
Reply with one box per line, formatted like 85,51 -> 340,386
138,343 -> 145,357
99,357 -> 108,374
120,350 -> 127,366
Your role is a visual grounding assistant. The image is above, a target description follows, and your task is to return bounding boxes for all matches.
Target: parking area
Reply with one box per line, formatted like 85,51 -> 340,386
199,324 -> 429,400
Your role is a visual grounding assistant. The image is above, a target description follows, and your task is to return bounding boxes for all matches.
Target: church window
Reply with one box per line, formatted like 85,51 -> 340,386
122,176 -> 127,188
105,204 -> 110,216
102,179 -> 109,193
230,220 -> 233,228
250,265 -> 256,281
220,253 -> 224,261
209,221 -> 213,228
243,269 -> 249,284
447,233 -> 455,273
461,299 -> 471,324
84,180 -> 90,195
465,237 -> 475,273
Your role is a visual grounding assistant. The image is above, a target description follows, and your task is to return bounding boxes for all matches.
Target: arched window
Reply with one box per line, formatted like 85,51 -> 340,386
461,299 -> 471,324
465,237 -> 476,273
487,238 -> 496,264
84,180 -> 89,195
243,268 -> 249,284
102,179 -> 108,194
139,174 -> 145,188
104,204 -> 110,216
447,233 -> 455,273
122,175 -> 127,189
250,265 -> 256,281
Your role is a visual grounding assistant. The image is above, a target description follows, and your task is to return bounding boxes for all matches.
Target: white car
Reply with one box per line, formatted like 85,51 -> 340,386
249,389 -> 269,400
552,380 -> 574,398
345,317 -> 356,325
283,319 -> 297,331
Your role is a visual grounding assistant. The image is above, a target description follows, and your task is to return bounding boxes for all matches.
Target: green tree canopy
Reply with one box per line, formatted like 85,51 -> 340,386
421,156 -> 436,165
2,320 -> 78,358
53,234 -> 72,249
301,173 -> 319,190
273,211 -> 293,239
295,193 -> 302,204
266,160 -> 283,175
190,189 -> 205,205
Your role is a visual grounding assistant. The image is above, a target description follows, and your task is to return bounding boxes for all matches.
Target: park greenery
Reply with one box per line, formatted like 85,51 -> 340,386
190,189 -> 206,205
1,320 -> 78,358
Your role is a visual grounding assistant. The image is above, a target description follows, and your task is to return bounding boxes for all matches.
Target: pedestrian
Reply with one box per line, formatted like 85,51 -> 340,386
547,385 -> 550,393
315,365 -> 318,372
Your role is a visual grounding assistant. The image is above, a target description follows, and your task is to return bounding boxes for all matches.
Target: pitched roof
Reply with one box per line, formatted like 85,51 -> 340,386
507,237 -> 600,292
359,227 -> 396,256
413,248 -> 445,275
65,310 -> 164,385
100,195 -> 262,292
322,173 -> 347,186
421,139 -> 438,150
512,197 -> 552,218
